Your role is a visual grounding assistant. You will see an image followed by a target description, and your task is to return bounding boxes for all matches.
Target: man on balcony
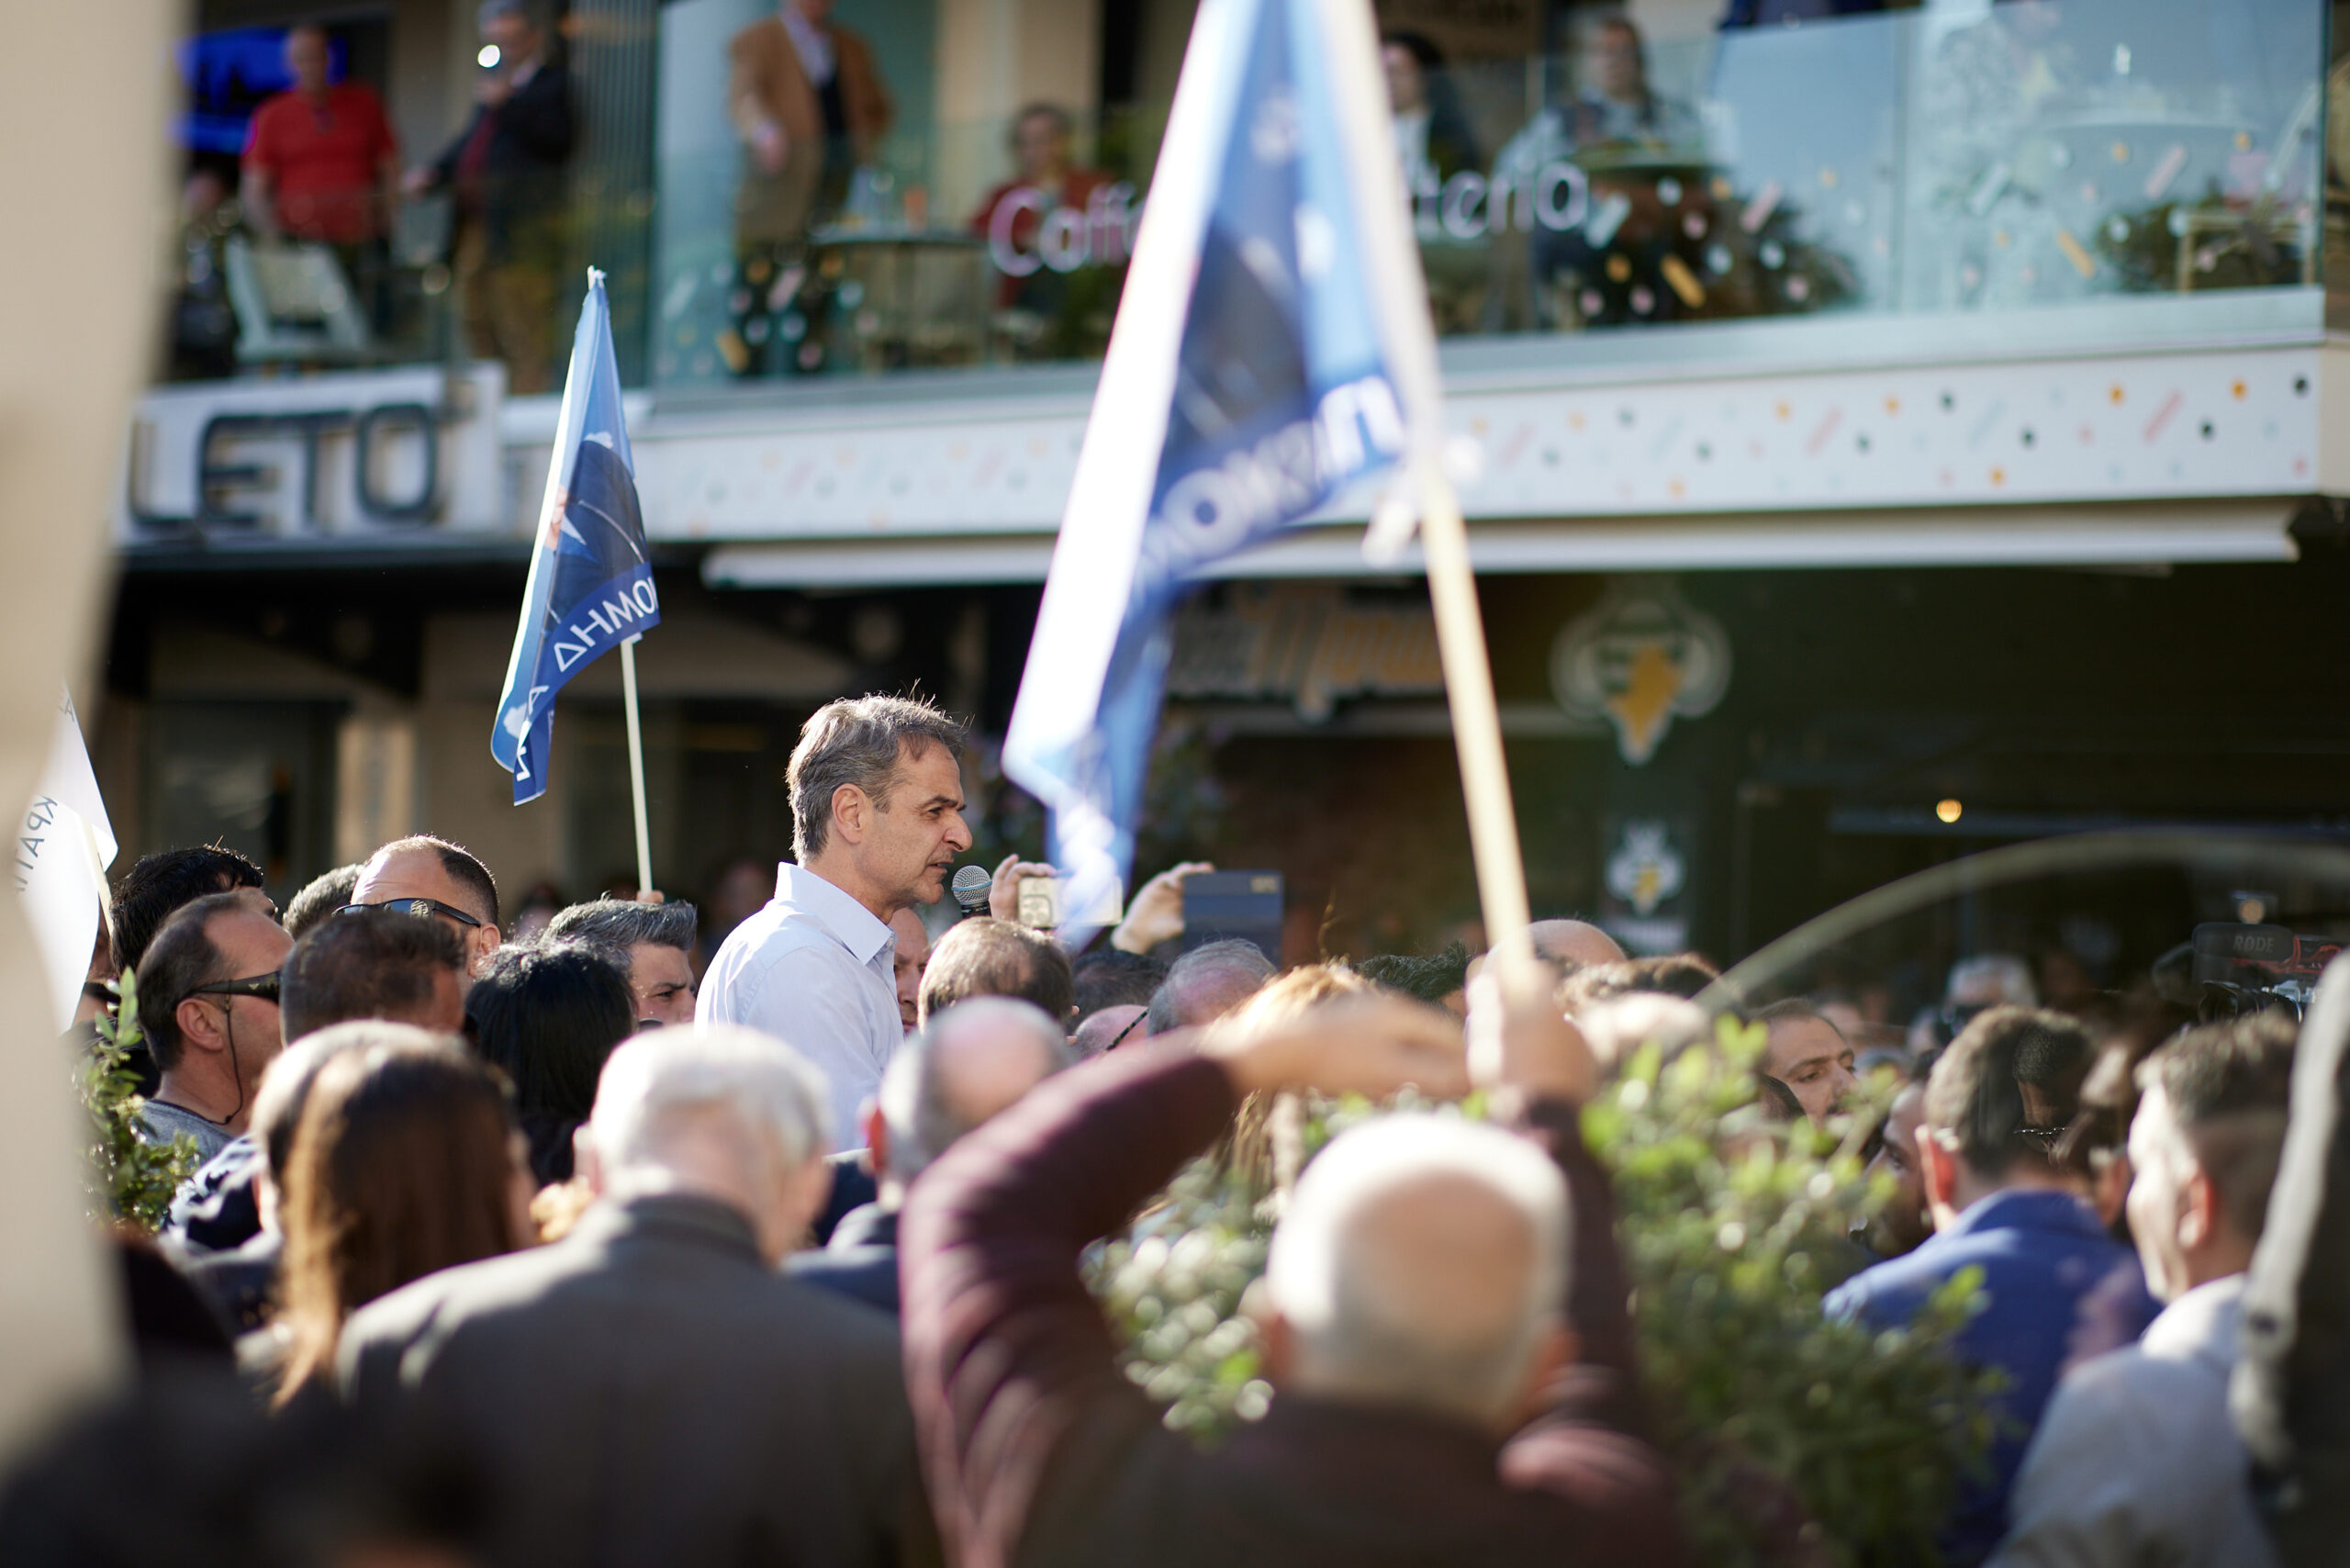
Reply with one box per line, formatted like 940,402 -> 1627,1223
723,0 -> 894,376
241,25 -> 399,322
404,0 -> 575,395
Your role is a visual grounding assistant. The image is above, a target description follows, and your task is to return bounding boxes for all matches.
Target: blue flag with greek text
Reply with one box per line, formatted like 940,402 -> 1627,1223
1002,0 -> 1413,925
491,272 -> 659,804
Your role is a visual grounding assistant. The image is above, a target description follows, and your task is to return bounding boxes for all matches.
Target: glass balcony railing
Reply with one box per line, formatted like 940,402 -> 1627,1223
162,0 -> 2330,398
643,0 -> 2324,395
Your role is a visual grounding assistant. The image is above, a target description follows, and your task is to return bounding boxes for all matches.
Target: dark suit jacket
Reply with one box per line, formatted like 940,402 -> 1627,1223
792,1202 -> 901,1316
430,51 -> 574,259
901,1046 -> 1684,1568
818,1148 -> 880,1244
341,1193 -> 931,1568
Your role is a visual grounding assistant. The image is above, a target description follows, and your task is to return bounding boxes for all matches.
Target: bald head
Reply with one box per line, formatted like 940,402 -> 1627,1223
285,24 -> 331,93
1528,919 -> 1626,971
352,836 -> 502,971
1072,1002 -> 1148,1058
874,997 -> 1073,1194
1264,1114 -> 1569,1430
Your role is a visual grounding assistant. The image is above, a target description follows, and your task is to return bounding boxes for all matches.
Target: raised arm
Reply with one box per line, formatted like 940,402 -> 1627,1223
728,31 -> 789,174
899,1044 -> 1233,1568
1470,958 -> 1678,1550
1470,957 -> 1637,1381
900,999 -> 1468,1568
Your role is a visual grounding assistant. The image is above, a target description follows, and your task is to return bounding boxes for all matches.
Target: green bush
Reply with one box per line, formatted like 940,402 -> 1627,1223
81,971 -> 199,1230
1591,1019 -> 2001,1566
1089,1021 -> 2001,1566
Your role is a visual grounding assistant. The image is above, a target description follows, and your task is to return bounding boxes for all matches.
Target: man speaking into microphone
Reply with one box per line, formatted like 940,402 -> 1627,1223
700,696 -> 995,1151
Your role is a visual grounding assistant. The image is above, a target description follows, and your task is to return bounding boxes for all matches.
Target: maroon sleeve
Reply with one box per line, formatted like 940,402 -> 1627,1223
1518,1097 -> 1638,1377
1499,1097 -> 1685,1566
899,1043 -> 1236,1568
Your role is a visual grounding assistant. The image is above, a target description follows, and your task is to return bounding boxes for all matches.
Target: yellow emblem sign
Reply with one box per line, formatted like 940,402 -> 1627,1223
1550,577 -> 1731,767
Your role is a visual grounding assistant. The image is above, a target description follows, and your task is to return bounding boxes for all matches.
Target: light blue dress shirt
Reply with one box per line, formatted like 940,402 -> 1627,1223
1989,1274 -> 2277,1568
697,863 -> 901,1152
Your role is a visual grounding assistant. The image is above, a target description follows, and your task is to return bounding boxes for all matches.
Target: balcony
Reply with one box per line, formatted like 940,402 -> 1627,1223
643,0 -> 2329,392
134,0 -> 2344,577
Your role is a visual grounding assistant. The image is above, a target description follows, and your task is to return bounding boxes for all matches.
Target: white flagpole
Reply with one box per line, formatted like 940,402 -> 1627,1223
1416,470 -> 1531,946
79,818 -> 113,948
1320,0 -> 1530,955
620,635 -> 653,895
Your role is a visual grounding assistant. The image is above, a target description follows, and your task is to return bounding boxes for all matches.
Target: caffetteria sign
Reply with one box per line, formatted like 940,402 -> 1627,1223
117,364 -> 507,541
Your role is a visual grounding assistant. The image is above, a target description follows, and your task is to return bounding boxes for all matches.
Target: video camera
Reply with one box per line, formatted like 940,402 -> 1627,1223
2185,923 -> 2344,1021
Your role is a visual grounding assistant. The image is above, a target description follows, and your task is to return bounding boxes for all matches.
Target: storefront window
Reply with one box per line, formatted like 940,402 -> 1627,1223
162,0 -> 2329,395
648,101 -> 1154,382
636,0 -> 2322,393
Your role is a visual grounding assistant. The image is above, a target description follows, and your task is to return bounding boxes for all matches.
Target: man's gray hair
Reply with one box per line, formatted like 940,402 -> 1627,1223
877,997 -> 1073,1181
1265,1114 -> 1570,1428
787,696 -> 969,862
1146,937 -> 1276,1034
588,1024 -> 832,1181
545,898 -> 699,962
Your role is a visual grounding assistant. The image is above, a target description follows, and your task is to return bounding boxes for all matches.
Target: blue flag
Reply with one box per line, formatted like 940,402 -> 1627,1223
1002,0 -> 1442,926
492,271 -> 660,804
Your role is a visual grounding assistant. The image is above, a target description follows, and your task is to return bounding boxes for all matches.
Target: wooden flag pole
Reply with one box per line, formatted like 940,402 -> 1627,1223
620,634 -> 654,896
1416,463 -> 1531,955
79,817 -> 114,953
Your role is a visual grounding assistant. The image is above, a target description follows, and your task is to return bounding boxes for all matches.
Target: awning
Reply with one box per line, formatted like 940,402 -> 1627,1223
700,498 -> 2300,589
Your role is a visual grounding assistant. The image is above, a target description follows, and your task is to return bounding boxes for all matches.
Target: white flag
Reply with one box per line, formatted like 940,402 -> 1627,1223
17,691 -> 117,1032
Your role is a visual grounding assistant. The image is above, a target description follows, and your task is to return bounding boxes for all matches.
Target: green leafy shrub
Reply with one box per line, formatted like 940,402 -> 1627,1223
1591,1018 -> 2002,1566
1089,1022 -> 2001,1566
81,971 -> 198,1230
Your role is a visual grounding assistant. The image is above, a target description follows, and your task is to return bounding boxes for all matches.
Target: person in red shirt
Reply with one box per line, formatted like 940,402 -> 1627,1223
969,103 -> 1124,319
241,25 -> 399,247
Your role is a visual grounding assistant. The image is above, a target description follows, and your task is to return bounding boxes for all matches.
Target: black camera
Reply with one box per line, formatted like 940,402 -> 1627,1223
2185,923 -> 2344,1021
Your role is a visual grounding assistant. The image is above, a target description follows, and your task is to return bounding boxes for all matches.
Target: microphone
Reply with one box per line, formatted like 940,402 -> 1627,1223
950,865 -> 992,919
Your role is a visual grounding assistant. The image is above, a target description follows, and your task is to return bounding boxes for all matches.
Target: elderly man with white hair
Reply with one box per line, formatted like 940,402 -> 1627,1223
901,969 -> 1680,1568
339,1024 -> 929,1567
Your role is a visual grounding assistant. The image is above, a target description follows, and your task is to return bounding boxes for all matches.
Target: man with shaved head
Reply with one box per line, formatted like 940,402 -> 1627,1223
347,834 -> 504,973
1264,1114 -> 1568,1428
902,972 -> 1678,1568
1528,918 -> 1626,972
796,997 -> 1072,1315
1072,1002 -> 1148,1058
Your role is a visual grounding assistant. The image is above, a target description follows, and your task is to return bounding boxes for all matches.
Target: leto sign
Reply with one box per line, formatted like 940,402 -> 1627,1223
117,364 -> 508,541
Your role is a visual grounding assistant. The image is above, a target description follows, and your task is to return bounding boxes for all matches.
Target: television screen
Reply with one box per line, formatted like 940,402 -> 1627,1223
175,26 -> 347,156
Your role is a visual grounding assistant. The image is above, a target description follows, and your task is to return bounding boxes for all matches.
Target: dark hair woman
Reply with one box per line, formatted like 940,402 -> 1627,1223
1381,29 -> 1483,182
272,1025 -> 532,1406
464,940 -> 636,1185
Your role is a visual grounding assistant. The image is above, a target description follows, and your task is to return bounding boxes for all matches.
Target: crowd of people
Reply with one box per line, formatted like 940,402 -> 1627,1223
3,690 -> 2328,1568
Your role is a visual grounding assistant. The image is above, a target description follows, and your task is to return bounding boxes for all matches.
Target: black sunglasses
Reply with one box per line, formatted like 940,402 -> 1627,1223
339,897 -> 485,930
192,972 -> 282,1005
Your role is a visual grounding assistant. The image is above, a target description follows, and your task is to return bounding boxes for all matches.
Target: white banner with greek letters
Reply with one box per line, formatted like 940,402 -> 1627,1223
17,692 -> 117,1032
